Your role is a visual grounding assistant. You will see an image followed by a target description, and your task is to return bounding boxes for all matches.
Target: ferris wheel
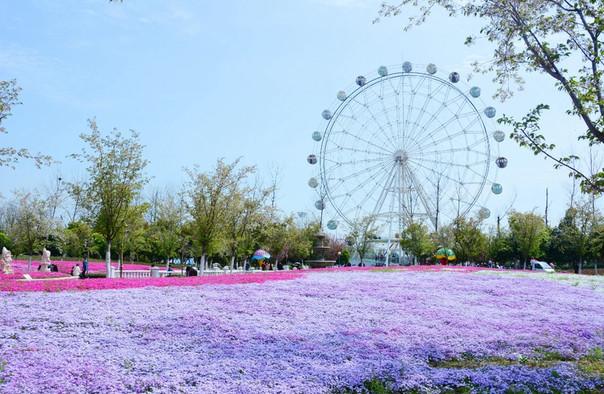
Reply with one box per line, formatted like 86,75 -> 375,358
307,62 -> 507,235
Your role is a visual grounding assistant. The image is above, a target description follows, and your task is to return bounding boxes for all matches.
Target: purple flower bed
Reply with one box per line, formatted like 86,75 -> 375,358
0,270 -> 602,393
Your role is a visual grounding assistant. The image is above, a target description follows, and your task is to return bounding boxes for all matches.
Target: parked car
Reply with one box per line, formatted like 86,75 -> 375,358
530,259 -> 555,273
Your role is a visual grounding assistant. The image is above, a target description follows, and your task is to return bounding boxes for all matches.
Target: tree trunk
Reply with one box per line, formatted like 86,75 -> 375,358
230,254 -> 235,273
165,256 -> 169,270
578,257 -> 583,274
106,239 -> 112,278
523,256 -> 527,270
28,254 -> 32,272
200,252 -> 206,272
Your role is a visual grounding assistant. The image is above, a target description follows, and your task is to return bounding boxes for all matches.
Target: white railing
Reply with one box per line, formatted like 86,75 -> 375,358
107,266 -> 291,278
108,267 -> 175,279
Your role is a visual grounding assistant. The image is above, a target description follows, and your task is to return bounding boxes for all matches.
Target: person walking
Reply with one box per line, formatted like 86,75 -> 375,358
82,258 -> 89,277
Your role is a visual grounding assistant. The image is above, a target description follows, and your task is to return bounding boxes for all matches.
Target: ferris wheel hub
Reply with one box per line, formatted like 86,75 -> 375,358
393,149 -> 408,164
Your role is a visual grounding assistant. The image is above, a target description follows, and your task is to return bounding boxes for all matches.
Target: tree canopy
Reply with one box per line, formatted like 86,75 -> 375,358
70,119 -> 149,274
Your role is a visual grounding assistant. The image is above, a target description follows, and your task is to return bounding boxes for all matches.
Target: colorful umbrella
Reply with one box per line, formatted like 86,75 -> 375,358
251,249 -> 271,263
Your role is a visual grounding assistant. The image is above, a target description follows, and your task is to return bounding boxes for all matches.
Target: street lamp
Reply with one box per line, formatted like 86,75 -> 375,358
337,251 -> 341,267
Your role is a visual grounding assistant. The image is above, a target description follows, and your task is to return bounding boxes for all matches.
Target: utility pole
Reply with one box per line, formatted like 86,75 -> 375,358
545,188 -> 549,227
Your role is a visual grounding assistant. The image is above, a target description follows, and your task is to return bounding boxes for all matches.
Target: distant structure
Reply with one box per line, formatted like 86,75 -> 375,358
306,230 -> 336,269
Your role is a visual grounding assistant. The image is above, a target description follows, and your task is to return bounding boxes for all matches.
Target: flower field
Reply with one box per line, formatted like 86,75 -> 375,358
0,267 -> 603,393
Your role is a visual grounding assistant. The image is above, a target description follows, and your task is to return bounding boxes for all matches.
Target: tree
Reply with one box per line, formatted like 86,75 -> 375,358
453,217 -> 489,264
488,229 -> 513,265
550,200 -> 598,273
148,190 -> 186,269
9,190 -> 52,271
376,0 -> 604,194
64,220 -> 93,258
399,220 -> 433,263
508,210 -> 547,269
222,174 -> 268,272
70,119 -> 149,275
348,215 -> 379,264
185,158 -> 253,272
0,80 -> 52,168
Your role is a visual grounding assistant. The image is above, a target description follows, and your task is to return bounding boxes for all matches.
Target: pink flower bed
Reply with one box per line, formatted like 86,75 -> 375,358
7,259 -> 151,276
0,270 -> 306,292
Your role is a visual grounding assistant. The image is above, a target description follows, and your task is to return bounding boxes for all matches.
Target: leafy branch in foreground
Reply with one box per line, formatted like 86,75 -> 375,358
0,79 -> 53,168
499,104 -> 604,193
375,0 -> 604,194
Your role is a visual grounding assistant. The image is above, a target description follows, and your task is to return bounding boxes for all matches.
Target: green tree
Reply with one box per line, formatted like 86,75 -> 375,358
223,175 -> 268,272
185,158 -> 253,272
9,190 -> 52,271
589,222 -> 604,271
550,200 -> 598,273
453,217 -> 489,264
0,232 -> 13,251
376,0 -> 604,193
508,210 -> 547,269
64,220 -> 93,258
399,220 -> 433,264
348,215 -> 379,264
488,229 -> 513,266
149,190 -> 186,269
70,119 -> 149,275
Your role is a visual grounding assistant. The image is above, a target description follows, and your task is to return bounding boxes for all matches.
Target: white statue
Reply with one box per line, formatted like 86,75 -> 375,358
1,247 -> 14,274
39,248 -> 51,272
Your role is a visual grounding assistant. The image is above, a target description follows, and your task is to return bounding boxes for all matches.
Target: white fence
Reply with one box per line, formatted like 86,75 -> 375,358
107,267 -> 175,279
107,265 -> 295,279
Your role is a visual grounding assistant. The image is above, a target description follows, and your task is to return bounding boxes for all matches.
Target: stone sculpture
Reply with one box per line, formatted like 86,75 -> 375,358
1,247 -> 14,274
39,248 -> 51,272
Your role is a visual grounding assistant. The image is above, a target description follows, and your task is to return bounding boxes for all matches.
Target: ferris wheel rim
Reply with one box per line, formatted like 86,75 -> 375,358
310,62 -> 502,232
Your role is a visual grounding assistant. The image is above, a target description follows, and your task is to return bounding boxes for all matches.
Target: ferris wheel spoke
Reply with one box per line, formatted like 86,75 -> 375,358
322,140 -> 390,159
329,168 -> 391,219
327,130 -> 393,155
360,85 -> 396,146
407,158 -> 477,188
408,80 -> 449,136
370,163 -> 398,218
412,96 -> 474,142
332,110 -> 395,151
414,104 -> 479,148
404,166 -> 437,227
328,164 -> 390,193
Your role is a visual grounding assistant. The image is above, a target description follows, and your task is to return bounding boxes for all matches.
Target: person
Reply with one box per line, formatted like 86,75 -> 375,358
185,266 -> 198,277
72,263 -> 81,277
167,264 -> 173,272
277,261 -> 284,270
82,258 -> 89,276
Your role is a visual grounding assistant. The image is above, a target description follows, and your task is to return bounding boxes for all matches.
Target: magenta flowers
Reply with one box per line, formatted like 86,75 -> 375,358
0,269 -> 602,393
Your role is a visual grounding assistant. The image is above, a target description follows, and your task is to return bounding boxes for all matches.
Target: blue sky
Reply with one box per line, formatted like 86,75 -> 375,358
1,0 -> 599,233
